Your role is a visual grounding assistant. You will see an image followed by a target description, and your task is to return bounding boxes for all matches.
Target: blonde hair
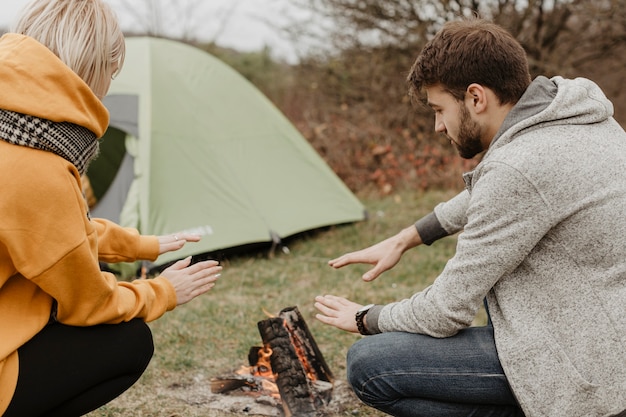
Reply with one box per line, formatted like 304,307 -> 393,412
12,0 -> 125,98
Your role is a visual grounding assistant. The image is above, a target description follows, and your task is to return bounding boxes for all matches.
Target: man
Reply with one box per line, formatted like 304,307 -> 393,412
314,18 -> 626,417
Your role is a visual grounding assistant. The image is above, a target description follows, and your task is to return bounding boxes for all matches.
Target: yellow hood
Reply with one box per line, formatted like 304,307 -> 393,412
0,33 -> 109,137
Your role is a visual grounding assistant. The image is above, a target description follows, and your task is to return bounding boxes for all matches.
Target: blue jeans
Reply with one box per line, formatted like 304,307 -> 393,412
346,326 -> 525,417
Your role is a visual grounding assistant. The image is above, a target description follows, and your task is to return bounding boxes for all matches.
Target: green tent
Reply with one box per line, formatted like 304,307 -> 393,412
86,36 -> 365,271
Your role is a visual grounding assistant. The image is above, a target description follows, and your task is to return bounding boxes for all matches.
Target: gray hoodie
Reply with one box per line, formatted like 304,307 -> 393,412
370,76 -> 626,417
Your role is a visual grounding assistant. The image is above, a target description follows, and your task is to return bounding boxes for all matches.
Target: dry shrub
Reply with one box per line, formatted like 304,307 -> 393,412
208,0 -> 626,197
258,46 -> 477,195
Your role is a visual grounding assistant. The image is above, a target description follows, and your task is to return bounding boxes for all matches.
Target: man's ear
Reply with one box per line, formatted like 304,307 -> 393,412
466,83 -> 488,114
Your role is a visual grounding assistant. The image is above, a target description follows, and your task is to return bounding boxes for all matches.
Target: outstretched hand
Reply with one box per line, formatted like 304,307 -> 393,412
328,239 -> 402,282
158,233 -> 201,255
314,294 -> 363,333
160,257 -> 222,305
328,226 -> 422,282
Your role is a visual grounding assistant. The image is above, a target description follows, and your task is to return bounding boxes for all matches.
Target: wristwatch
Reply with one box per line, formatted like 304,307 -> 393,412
355,304 -> 375,335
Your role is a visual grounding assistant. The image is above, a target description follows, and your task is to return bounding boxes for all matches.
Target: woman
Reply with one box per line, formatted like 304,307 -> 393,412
0,1 -> 222,415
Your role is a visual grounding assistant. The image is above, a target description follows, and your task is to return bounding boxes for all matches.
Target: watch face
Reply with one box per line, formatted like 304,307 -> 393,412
359,303 -> 375,313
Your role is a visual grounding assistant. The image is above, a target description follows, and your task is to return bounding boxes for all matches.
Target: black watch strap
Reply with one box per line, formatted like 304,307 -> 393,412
355,304 -> 375,335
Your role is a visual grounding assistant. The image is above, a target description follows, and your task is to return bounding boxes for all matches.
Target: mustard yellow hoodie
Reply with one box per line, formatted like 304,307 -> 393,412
0,34 -> 177,414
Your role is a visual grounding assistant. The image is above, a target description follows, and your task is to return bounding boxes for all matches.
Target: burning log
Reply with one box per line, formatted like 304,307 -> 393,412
210,345 -> 279,399
257,306 -> 334,417
211,306 -> 334,417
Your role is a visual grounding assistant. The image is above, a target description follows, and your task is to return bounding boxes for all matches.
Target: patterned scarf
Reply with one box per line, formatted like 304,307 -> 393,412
0,108 -> 99,175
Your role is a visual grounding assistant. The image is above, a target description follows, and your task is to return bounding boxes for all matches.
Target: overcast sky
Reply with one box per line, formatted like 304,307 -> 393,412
1,0 -> 309,63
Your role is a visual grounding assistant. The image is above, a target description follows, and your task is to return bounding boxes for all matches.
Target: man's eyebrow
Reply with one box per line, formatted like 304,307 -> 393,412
419,97 -> 430,107
426,100 -> 440,109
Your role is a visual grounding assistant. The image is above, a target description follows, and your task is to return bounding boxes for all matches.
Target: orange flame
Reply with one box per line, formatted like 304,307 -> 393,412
232,311 -> 320,401
235,345 -> 280,399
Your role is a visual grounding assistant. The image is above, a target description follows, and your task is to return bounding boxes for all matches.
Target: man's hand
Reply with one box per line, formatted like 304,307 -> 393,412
314,294 -> 363,333
328,225 -> 422,281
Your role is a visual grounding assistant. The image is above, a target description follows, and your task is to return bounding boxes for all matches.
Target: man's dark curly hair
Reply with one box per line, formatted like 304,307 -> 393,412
407,18 -> 531,105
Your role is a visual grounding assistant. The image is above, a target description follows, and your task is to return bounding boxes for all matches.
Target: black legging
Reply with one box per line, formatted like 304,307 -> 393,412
4,319 -> 153,417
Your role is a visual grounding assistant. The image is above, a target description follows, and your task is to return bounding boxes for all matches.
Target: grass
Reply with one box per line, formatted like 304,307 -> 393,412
87,188 -> 481,417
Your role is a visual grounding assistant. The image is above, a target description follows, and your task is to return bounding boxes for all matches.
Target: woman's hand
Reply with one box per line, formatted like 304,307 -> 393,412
160,257 -> 222,306
314,294 -> 363,333
158,233 -> 201,255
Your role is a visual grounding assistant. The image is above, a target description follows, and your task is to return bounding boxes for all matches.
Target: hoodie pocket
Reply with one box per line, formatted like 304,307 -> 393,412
503,339 -> 610,417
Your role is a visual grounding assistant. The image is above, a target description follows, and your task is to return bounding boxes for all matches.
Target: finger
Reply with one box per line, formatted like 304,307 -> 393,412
330,252 -> 376,269
187,261 -> 221,276
328,254 -> 353,268
171,241 -> 186,251
186,234 -> 202,242
194,259 -> 220,269
174,273 -> 219,304
193,281 -> 217,297
191,268 -> 222,285
313,300 -> 338,317
314,294 -> 334,307
160,240 -> 186,254
169,256 -> 192,271
189,275 -> 220,298
315,313 -> 337,326
318,294 -> 351,307
177,233 -> 202,243
363,259 -> 394,281
315,296 -> 353,317
163,234 -> 192,249
166,234 -> 184,244
204,272 -> 221,283
181,259 -> 218,274
362,267 -> 382,282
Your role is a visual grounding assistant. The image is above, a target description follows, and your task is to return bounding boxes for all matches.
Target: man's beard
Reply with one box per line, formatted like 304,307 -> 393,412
453,104 -> 484,159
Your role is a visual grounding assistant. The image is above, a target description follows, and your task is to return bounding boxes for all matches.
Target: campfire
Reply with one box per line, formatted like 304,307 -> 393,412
211,306 -> 334,416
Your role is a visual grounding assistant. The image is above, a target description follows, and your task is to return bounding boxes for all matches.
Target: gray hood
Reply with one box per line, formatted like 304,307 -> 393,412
487,75 -> 614,155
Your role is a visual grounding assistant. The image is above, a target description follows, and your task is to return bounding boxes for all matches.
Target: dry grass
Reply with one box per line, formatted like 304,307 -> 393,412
87,188 -> 481,417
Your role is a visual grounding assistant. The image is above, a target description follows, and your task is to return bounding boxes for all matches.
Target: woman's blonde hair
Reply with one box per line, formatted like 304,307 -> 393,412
12,0 -> 125,98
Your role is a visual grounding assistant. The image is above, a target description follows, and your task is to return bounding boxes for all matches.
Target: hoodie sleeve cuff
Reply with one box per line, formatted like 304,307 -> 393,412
152,276 -> 178,312
414,212 -> 449,245
364,305 -> 384,334
137,235 -> 160,261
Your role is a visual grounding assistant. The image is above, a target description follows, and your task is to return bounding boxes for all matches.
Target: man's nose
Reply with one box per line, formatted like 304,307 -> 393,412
434,116 -> 446,134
